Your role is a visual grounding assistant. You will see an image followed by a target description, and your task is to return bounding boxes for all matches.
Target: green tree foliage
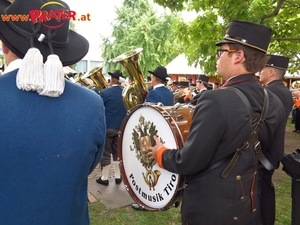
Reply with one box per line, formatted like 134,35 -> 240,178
100,0 -> 183,78
153,0 -> 300,75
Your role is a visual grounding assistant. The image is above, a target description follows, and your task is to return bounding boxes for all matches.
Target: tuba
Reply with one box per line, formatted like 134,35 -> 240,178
112,48 -> 148,110
80,64 -> 109,92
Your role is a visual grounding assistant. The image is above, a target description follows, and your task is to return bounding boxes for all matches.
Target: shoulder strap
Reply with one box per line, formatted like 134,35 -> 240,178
221,87 -> 273,178
186,88 -> 272,182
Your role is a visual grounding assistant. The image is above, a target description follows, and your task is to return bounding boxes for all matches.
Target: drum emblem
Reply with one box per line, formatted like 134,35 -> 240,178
132,115 -> 163,190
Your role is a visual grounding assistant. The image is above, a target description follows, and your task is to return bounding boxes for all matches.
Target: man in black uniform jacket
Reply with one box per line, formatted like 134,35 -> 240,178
148,20 -> 286,224
258,54 -> 293,225
190,74 -> 210,105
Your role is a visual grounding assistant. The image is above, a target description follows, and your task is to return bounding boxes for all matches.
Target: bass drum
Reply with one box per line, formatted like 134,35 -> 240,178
118,103 -> 194,211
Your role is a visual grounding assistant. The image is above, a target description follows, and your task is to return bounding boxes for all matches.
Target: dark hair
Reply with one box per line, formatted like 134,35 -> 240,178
155,76 -> 165,84
228,43 -> 268,73
111,77 -> 121,85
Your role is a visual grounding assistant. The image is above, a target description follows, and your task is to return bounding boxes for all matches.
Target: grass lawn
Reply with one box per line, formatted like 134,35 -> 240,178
89,175 -> 293,225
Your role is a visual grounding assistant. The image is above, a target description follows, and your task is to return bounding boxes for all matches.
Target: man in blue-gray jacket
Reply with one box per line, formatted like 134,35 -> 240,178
0,0 -> 106,225
145,66 -> 173,106
96,70 -> 127,186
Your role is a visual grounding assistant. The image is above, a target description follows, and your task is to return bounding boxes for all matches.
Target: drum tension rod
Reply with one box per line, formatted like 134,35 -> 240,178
176,115 -> 183,120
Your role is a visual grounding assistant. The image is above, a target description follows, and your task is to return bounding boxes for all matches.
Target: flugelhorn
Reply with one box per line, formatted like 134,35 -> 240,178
112,48 -> 148,110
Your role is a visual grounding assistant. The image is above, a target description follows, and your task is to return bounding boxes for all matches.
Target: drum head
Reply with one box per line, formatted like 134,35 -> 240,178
118,105 -> 183,211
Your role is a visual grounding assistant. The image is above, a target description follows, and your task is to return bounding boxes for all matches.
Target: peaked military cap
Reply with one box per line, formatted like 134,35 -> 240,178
266,55 -> 289,71
216,20 -> 272,53
179,82 -> 189,88
197,75 -> 209,83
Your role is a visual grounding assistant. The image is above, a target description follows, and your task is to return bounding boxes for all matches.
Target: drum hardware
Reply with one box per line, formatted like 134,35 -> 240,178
176,115 -> 183,120
170,102 -> 181,114
157,102 -> 164,107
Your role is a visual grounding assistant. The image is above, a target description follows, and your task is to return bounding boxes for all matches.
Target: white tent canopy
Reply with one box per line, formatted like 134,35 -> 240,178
284,70 -> 300,78
166,54 -> 204,75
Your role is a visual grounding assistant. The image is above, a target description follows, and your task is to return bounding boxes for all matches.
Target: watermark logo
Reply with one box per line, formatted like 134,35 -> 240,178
29,1 -> 74,28
1,1 -> 91,25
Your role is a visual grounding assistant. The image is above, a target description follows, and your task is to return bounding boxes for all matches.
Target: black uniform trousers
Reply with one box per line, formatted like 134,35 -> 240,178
295,108 -> 300,131
260,168 -> 275,225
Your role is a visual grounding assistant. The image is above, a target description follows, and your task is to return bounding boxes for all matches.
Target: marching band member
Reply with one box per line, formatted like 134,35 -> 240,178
293,90 -> 300,100
145,66 -> 173,106
171,81 -> 180,92
175,81 -> 191,104
292,90 -> 300,133
96,70 -> 127,186
259,55 -> 293,117
190,74 -> 210,105
148,20 -> 286,225
258,55 -> 293,224
0,0 -> 106,224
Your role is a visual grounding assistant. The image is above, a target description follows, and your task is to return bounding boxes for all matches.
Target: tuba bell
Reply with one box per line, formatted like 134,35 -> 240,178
112,48 -> 148,110
80,64 -> 109,92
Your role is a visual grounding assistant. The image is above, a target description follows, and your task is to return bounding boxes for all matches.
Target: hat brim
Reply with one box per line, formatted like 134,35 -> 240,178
0,2 -> 89,66
216,37 -> 267,53
215,39 -> 237,46
265,64 -> 287,71
148,70 -> 169,81
108,72 -> 126,80
108,72 -> 118,79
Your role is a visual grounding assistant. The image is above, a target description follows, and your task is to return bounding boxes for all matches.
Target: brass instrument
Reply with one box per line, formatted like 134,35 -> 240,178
292,81 -> 300,90
65,72 -> 89,86
112,48 -> 148,110
173,90 -> 185,103
80,64 -> 109,92
64,65 -> 108,92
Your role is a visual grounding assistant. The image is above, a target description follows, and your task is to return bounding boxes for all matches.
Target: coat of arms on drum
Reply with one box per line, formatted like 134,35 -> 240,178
131,115 -> 164,190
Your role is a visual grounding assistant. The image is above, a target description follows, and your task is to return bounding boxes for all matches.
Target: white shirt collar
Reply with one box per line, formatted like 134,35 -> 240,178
153,83 -> 164,89
2,59 -> 23,75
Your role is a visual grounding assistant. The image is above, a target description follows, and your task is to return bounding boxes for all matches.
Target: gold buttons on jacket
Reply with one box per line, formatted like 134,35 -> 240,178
252,208 -> 257,212
233,217 -> 238,221
240,196 -> 245,200
236,175 -> 241,180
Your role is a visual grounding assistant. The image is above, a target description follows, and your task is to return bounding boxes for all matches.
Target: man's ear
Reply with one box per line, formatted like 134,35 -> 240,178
234,50 -> 245,64
2,42 -> 9,54
268,68 -> 275,77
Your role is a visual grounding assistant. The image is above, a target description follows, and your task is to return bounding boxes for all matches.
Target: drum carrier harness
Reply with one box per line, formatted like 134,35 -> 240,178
187,87 -> 273,182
